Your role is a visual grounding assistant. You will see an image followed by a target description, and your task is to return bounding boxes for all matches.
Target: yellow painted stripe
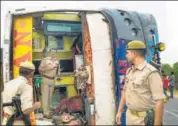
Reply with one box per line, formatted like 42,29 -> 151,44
55,76 -> 74,85
33,51 -> 72,60
32,31 -> 45,52
13,16 -> 32,78
43,13 -> 81,21
64,36 -> 72,51
67,85 -> 77,97
55,76 -> 77,97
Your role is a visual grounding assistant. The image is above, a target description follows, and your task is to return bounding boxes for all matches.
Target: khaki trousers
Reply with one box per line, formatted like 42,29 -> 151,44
126,109 -> 145,125
41,77 -> 55,115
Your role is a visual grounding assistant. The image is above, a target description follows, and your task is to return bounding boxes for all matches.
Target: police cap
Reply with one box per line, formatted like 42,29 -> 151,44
20,61 -> 35,70
126,40 -> 146,50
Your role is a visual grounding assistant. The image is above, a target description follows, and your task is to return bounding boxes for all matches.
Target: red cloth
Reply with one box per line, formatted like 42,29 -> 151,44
163,77 -> 169,89
54,95 -> 84,114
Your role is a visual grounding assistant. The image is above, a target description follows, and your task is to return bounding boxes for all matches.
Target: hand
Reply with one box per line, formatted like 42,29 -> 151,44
116,111 -> 122,124
33,102 -> 41,110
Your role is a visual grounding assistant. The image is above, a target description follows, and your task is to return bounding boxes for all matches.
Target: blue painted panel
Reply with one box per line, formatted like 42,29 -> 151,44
101,9 -> 160,125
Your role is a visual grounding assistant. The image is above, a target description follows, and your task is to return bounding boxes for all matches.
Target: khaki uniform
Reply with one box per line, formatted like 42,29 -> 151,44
124,61 -> 165,125
2,76 -> 33,125
39,57 -> 60,115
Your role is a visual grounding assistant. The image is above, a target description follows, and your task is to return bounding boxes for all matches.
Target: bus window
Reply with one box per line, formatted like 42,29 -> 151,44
47,36 -> 64,50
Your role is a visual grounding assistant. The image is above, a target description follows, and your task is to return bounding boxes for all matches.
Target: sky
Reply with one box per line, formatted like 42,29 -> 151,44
1,1 -> 178,65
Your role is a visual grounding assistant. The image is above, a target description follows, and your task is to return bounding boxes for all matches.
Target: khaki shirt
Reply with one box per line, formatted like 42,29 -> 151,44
39,57 -> 60,77
2,76 -> 33,115
125,61 -> 165,111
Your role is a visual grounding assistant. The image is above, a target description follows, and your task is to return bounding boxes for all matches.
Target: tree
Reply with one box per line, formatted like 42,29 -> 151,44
161,64 -> 173,76
161,62 -> 178,89
173,62 -> 178,89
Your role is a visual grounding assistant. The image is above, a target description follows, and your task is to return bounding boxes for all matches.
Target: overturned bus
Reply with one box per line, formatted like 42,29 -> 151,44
1,8 -> 165,125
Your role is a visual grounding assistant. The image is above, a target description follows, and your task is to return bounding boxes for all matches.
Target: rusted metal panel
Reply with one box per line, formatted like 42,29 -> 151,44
86,13 -> 116,125
82,14 -> 95,100
81,13 -> 95,125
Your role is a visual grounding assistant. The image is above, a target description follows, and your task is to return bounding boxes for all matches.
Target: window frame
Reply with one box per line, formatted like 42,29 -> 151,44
43,20 -> 82,36
46,35 -> 64,51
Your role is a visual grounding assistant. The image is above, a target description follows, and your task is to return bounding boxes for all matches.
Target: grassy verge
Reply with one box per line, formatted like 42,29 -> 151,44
174,89 -> 178,97
166,89 -> 178,98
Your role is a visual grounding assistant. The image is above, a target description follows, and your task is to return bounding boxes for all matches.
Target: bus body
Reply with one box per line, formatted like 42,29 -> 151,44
1,8 -> 164,125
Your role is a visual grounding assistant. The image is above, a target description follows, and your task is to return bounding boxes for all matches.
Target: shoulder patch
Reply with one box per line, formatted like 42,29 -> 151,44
145,64 -> 161,81
145,63 -> 157,72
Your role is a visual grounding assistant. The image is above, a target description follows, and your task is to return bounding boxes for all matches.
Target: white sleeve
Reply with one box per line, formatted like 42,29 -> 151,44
20,84 -> 33,111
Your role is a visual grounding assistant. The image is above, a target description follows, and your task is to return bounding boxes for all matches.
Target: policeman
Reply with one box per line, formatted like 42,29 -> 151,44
116,40 -> 165,125
2,61 -> 41,125
38,49 -> 61,119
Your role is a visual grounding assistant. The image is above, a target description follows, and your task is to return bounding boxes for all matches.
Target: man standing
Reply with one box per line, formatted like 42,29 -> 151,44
169,72 -> 175,98
116,40 -> 165,125
38,49 -> 61,119
163,74 -> 169,103
2,61 -> 41,125
163,74 -> 169,97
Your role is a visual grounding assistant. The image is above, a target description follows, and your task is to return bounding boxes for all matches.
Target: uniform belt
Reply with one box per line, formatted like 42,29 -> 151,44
42,74 -> 55,80
129,109 -> 147,117
3,112 -> 23,121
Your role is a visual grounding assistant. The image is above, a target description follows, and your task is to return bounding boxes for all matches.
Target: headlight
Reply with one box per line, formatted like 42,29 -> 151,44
156,42 -> 165,51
